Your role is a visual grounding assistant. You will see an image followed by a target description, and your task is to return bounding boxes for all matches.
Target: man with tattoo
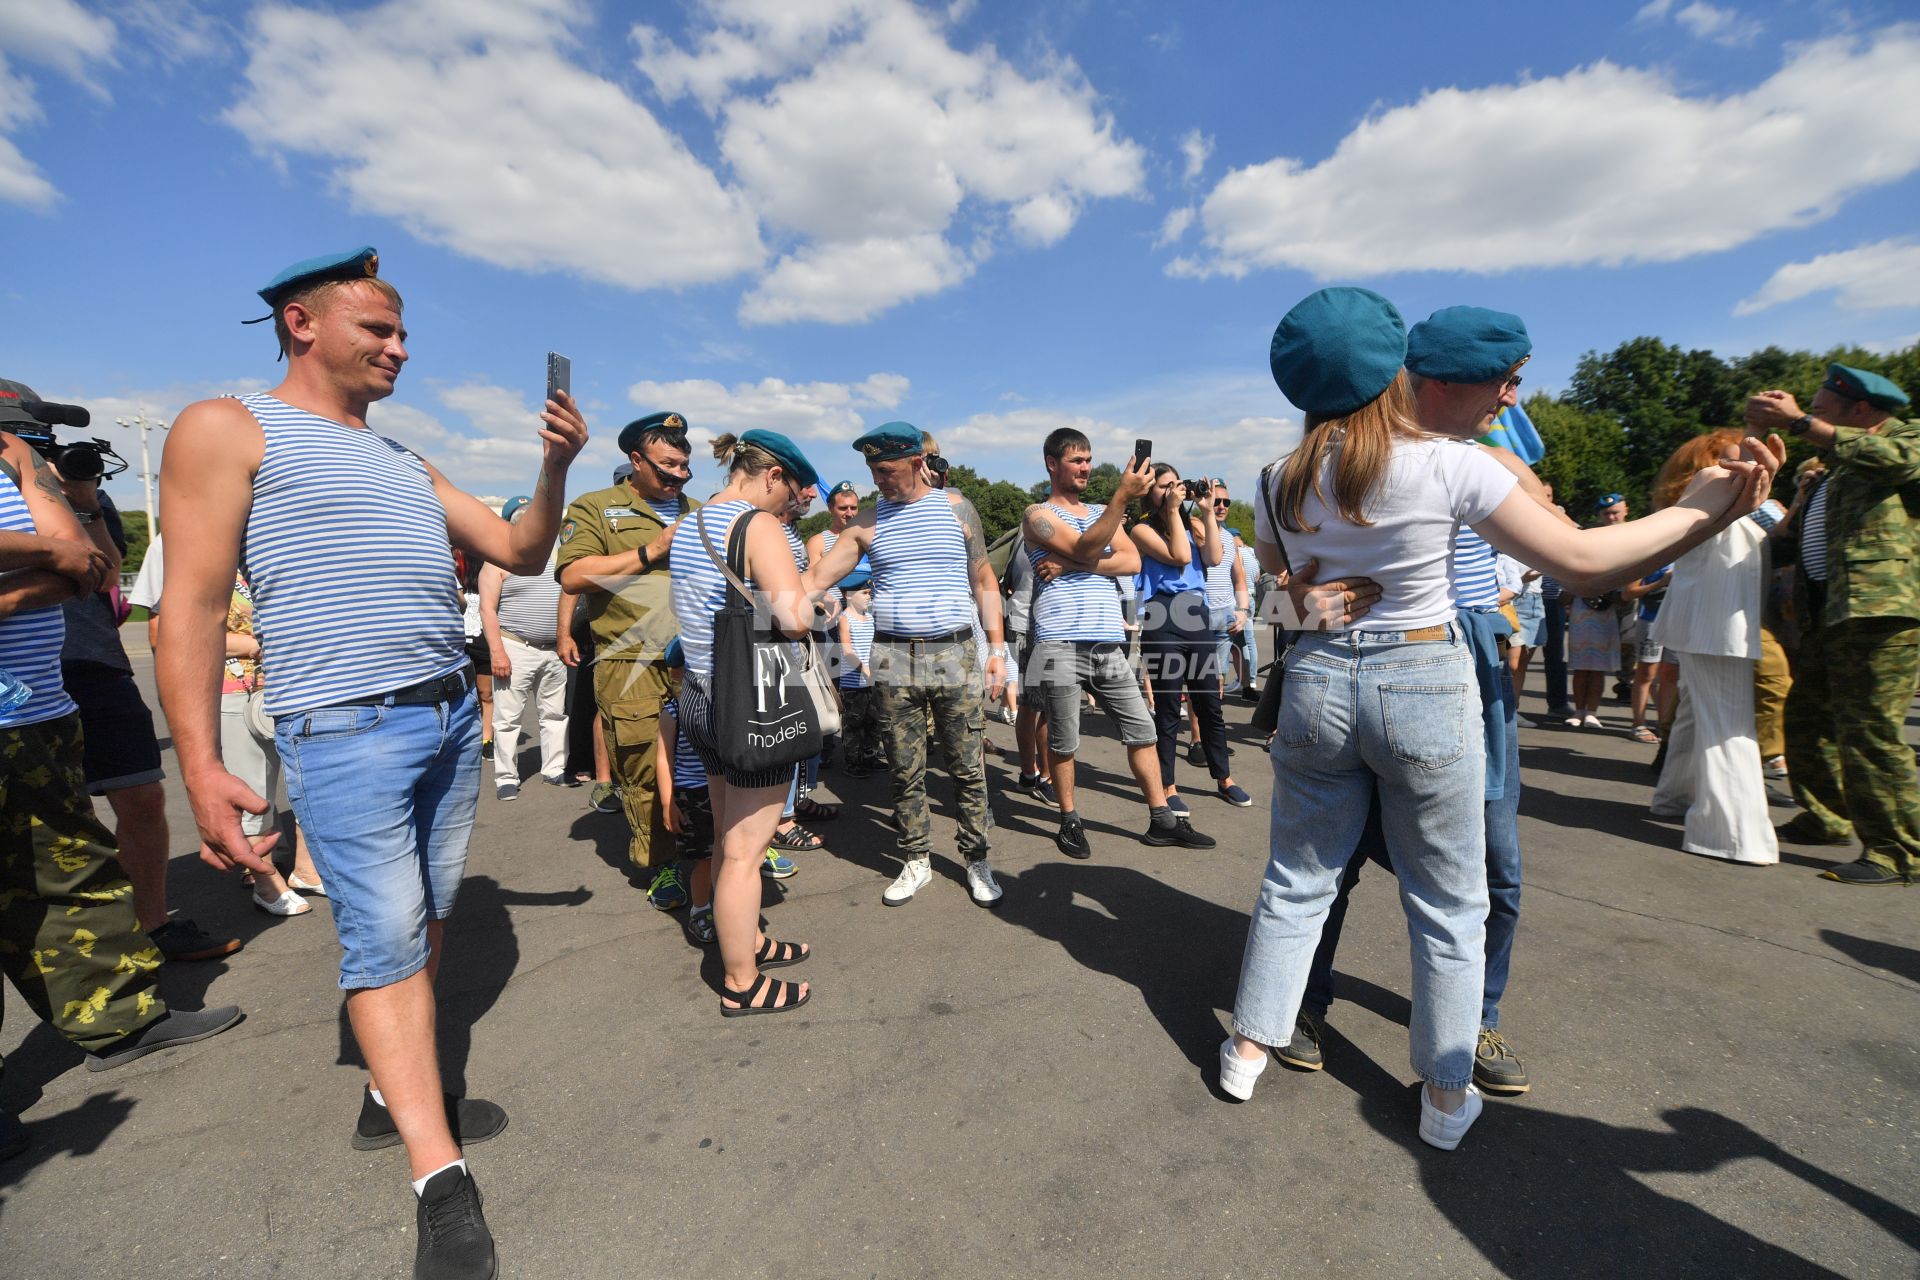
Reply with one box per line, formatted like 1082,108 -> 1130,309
806,422 -> 1008,907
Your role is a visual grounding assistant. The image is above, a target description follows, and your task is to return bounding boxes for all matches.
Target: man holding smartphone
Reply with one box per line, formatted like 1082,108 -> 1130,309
158,247 -> 588,1280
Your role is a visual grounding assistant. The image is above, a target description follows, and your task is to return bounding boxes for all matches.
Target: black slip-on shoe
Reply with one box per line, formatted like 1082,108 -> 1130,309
1142,816 -> 1216,849
415,1165 -> 497,1280
1818,858 -> 1912,887
354,1087 -> 509,1151
1275,1011 -> 1325,1071
1775,816 -> 1854,847
148,918 -> 243,962
87,1005 -> 244,1072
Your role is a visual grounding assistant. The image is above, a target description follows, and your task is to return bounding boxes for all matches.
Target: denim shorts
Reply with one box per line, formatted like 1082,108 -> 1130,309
275,686 -> 481,990
1028,639 -> 1157,755
1512,592 -> 1546,648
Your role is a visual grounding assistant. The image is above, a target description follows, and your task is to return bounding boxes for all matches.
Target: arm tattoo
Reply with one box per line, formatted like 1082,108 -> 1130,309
1029,511 -> 1055,542
29,453 -> 75,512
956,498 -> 989,570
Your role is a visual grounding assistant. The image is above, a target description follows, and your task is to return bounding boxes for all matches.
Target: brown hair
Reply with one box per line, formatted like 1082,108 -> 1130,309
1129,462 -> 1182,535
1272,372 -> 1422,533
1650,428 -> 1743,510
710,432 -> 783,478
272,277 -> 405,359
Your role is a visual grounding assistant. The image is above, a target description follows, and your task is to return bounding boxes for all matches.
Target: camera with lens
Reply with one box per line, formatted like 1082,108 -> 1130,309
1182,476 -> 1216,499
925,454 -> 950,487
0,381 -> 125,482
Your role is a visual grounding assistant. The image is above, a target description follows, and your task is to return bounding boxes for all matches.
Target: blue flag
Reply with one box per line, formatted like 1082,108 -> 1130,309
1480,403 -> 1544,465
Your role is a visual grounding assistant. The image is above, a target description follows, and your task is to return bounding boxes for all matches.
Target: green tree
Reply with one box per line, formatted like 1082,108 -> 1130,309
1565,336 -> 1737,505
946,464 -> 1031,541
1527,394 -> 1630,520
115,507 -> 150,576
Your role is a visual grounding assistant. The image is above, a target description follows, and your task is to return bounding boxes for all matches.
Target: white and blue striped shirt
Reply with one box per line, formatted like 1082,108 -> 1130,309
0,469 -> 77,728
1451,528 -> 1503,609
1203,529 -> 1239,607
668,500 -> 756,679
869,491 -> 975,637
1029,503 -> 1124,643
1800,480 -> 1830,583
838,612 -> 874,689
240,395 -> 465,715
497,557 -> 560,646
661,695 -> 706,788
645,497 -> 683,525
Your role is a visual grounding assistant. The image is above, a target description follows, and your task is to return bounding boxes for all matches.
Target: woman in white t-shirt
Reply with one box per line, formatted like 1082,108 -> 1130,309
1220,288 -> 1780,1152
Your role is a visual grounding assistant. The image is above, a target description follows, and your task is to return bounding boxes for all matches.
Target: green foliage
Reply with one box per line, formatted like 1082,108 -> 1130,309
1526,394 -> 1630,520
946,463 -> 1033,541
118,508 -> 150,575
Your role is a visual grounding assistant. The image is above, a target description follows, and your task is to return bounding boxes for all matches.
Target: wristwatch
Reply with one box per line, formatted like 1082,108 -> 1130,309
71,509 -> 97,525
1790,413 -> 1814,437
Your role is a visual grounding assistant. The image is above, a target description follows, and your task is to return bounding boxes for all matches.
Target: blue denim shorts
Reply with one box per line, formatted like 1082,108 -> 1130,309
275,686 -> 482,990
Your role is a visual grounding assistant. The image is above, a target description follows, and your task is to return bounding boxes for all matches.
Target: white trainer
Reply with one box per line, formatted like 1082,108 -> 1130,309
1218,1036 -> 1268,1101
1418,1083 -> 1484,1151
965,858 -> 1003,907
882,858 -> 933,907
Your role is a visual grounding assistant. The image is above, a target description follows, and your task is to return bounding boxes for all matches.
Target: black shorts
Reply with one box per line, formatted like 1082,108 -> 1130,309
61,661 -> 165,793
674,784 -> 715,860
464,636 -> 491,668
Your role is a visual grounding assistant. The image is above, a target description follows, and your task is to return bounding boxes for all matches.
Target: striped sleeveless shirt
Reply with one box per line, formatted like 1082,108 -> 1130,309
668,499 -> 756,679
661,695 -> 706,788
497,559 -> 561,646
0,469 -> 77,728
869,491 -> 974,637
838,612 -> 874,689
1029,503 -> 1123,643
240,394 -> 465,715
1451,528 -> 1502,609
1203,530 -> 1239,607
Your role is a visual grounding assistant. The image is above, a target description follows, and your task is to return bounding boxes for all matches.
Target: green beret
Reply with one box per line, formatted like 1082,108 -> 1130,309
618,411 -> 689,456
741,428 -> 819,489
1825,363 -> 1910,413
852,421 -> 924,463
256,246 -> 380,308
1405,306 -> 1532,384
1269,287 -> 1406,417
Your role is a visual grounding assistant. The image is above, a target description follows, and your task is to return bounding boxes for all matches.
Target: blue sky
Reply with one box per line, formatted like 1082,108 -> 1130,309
4,0 -> 1918,524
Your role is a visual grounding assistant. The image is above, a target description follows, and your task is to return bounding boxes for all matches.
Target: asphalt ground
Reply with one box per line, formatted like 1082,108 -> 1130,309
3,647 -> 1917,1279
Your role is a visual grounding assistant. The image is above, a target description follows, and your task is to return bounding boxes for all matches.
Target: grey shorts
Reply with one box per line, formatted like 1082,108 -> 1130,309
1029,639 -> 1157,756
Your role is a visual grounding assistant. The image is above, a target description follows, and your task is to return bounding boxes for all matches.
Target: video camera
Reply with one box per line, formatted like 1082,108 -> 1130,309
0,384 -> 126,481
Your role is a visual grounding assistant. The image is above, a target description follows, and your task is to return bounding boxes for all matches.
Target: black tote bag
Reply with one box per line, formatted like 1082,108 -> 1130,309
696,506 -> 825,774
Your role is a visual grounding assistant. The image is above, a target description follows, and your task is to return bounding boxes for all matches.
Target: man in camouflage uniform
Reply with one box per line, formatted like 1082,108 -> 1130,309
555,413 -> 700,908
806,423 -> 1008,908
0,423 -> 240,1161
1748,364 -> 1920,885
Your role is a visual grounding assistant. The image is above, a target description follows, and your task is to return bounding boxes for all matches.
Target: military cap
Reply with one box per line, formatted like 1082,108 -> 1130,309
838,567 -> 872,591
1269,287 -> 1406,417
1594,492 -> 1625,512
1405,306 -> 1532,384
1824,363 -> 1910,413
618,411 -> 690,457
501,495 -> 532,521
740,428 -> 819,488
852,421 -> 924,462
254,246 -> 380,310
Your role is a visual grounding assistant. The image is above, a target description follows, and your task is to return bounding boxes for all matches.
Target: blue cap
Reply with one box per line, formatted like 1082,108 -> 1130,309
1405,306 -> 1532,384
1825,363 -> 1909,413
618,411 -> 689,456
1269,287 -> 1406,417
852,421 -> 924,462
740,428 -> 819,489
1594,492 -> 1625,511
501,495 -> 532,521
255,246 -> 380,307
837,567 -> 872,591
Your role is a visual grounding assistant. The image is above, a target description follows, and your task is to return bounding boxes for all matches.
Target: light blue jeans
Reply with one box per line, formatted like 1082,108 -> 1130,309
1232,627 -> 1488,1089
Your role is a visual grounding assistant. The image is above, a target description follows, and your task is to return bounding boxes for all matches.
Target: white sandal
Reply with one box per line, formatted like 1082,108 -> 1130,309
1218,1036 -> 1268,1101
252,887 -> 313,917
287,872 -> 327,897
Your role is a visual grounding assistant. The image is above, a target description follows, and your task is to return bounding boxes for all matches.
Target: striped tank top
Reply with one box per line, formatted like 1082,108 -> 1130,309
0,469 -> 78,728
1029,503 -> 1123,643
1203,530 -> 1238,607
838,612 -> 874,688
869,491 -> 974,637
1451,528 -> 1502,609
1800,481 -> 1830,582
668,499 -> 756,679
498,559 -> 561,646
783,522 -> 808,569
240,395 -> 466,715
661,695 -> 706,787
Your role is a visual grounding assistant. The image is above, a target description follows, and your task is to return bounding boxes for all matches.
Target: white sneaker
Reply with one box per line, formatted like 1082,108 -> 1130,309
965,858 -> 1003,907
1418,1083 -> 1484,1151
1515,714 -> 1537,729
882,858 -> 932,907
251,887 -> 312,917
1763,755 -> 1788,779
1218,1036 -> 1268,1101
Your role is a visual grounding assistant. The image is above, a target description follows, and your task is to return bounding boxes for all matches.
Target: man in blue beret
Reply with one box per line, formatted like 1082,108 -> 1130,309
1284,304 -> 1556,1097
1747,364 -> 1920,885
806,422 -> 1009,907
158,247 -> 591,1278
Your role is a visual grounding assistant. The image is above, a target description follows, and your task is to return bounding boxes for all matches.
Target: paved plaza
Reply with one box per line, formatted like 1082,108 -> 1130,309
4,647 -> 1917,1278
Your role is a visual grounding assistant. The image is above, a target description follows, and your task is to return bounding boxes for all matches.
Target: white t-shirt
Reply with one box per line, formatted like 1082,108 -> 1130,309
1255,437 -> 1517,631
128,533 -> 164,611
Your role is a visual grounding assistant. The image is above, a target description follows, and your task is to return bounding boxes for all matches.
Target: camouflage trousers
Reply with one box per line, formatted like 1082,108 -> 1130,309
873,637 -> 990,863
594,658 -> 672,872
839,685 -> 884,769
1785,618 -> 1920,875
1,712 -> 166,1073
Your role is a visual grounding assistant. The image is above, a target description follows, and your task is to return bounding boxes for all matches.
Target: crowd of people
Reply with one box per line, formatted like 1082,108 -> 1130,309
0,245 -> 1914,1280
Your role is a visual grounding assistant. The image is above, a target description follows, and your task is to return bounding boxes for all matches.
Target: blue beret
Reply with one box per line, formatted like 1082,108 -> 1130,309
1825,363 -> 1909,413
741,428 -> 819,489
852,421 -> 925,462
837,568 -> 872,591
1405,306 -> 1532,384
501,495 -> 532,521
618,411 -> 689,456
256,246 -> 380,307
662,637 -> 684,668
1269,287 -> 1406,417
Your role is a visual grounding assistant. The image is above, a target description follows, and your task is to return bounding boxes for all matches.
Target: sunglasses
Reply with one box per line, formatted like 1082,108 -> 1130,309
641,452 -> 692,485
1502,373 -> 1524,391
1212,498 -> 1231,508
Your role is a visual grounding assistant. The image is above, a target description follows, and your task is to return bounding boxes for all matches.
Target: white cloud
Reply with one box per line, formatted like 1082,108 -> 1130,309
1864,331 -> 1920,355
637,0 -> 1145,324
624,371 -> 911,446
1172,27 -> 1920,281
0,0 -> 118,209
1179,128 -> 1212,183
1637,0 -> 1763,46
1155,205 -> 1195,249
224,0 -> 764,292
1735,239 -> 1920,315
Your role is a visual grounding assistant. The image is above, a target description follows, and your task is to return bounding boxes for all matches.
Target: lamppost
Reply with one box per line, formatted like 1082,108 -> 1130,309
113,409 -> 165,533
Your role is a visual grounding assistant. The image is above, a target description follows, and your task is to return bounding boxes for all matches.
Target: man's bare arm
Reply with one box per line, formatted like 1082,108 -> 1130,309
0,570 -> 83,618
800,510 -> 872,595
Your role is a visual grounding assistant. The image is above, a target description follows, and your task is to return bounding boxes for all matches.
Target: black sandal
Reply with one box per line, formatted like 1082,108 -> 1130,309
794,797 -> 840,822
720,972 -> 810,1017
754,935 -> 809,969
772,824 -> 823,851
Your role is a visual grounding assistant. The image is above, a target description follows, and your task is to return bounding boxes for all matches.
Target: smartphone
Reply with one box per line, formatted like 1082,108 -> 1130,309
1133,438 -> 1152,470
545,352 -> 571,403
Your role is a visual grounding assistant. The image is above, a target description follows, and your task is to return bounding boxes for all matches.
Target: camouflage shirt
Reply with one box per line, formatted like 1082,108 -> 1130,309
1823,416 -> 1920,625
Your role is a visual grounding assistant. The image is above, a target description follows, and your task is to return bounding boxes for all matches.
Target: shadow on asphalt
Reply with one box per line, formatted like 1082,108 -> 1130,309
1819,929 -> 1920,986
0,1086 -> 136,1216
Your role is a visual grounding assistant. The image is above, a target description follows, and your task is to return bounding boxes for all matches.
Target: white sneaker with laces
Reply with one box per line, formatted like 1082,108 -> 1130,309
1418,1083 -> 1484,1151
882,858 -> 932,907
965,858 -> 1003,907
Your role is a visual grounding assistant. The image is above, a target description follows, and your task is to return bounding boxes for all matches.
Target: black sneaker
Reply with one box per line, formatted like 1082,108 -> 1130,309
1186,740 -> 1206,767
1818,858 -> 1912,887
1473,1027 -> 1531,1095
0,1110 -> 28,1163
353,1087 -> 510,1151
414,1164 -> 496,1280
149,918 -> 244,962
1056,815 -> 1092,860
87,1005 -> 244,1072
480,739 -> 494,760
1141,815 -> 1216,849
1275,1011 -> 1324,1071
1019,773 -> 1061,809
